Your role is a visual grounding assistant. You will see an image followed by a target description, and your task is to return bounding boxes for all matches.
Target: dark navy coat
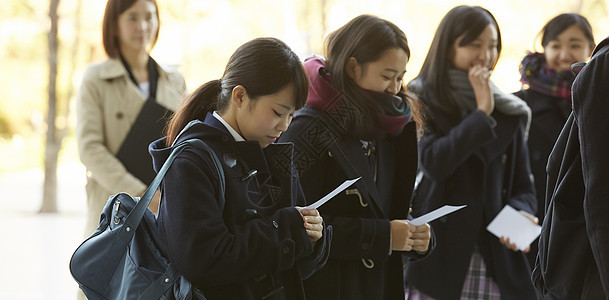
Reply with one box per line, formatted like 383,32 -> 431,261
533,37 -> 609,300
513,88 -> 571,223
513,88 -> 571,267
150,115 -> 331,300
279,107 -> 432,300
405,108 -> 537,300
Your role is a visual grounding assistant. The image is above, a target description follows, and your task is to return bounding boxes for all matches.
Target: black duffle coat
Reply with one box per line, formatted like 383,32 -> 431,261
279,106 -> 432,300
150,115 -> 331,300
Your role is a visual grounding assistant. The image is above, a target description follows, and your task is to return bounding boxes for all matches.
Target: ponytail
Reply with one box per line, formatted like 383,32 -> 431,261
165,37 -> 308,146
165,79 -> 222,146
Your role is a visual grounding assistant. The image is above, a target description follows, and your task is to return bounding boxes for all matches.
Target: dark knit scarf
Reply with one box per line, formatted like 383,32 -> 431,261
448,68 -> 532,136
519,52 -> 575,98
303,56 -> 412,139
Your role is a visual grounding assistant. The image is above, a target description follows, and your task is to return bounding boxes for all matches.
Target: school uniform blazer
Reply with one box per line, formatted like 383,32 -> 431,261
278,107 -> 432,300
405,108 -> 537,300
76,57 -> 186,235
150,115 -> 331,300
533,37 -> 609,300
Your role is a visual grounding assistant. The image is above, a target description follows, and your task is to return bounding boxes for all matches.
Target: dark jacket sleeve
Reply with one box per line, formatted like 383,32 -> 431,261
298,223 -> 333,279
419,109 -> 497,181
573,45 -> 609,296
158,148 -> 314,288
293,171 -> 333,280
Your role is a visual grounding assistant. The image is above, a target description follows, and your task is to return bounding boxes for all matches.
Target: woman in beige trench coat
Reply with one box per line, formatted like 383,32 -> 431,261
76,0 -> 186,237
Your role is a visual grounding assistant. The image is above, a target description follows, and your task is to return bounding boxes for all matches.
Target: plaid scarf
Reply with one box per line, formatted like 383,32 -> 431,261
519,52 -> 574,98
303,56 -> 412,139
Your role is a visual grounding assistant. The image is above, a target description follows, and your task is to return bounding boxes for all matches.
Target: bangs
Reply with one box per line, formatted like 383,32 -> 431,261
292,62 -> 309,110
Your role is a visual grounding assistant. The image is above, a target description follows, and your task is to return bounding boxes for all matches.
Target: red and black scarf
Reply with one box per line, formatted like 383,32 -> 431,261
303,56 -> 412,139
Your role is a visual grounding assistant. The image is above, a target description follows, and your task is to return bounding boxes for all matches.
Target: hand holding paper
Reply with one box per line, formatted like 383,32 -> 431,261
391,205 -> 462,252
300,209 -> 323,245
486,205 -> 541,251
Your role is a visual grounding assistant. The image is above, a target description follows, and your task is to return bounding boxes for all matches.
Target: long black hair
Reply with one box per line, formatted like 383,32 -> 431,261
409,5 -> 502,116
166,37 -> 308,146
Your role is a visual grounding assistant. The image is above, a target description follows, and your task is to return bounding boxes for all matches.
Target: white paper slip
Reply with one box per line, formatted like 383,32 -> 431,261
304,177 -> 361,210
486,205 -> 541,251
410,205 -> 467,226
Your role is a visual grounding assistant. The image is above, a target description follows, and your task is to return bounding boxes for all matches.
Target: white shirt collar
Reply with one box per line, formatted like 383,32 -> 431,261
212,111 -> 245,142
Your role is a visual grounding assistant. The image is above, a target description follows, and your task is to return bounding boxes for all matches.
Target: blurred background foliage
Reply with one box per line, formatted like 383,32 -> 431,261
1,0 -> 608,172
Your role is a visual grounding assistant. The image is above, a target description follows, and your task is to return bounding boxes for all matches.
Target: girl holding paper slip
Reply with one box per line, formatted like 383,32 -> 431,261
149,38 -> 331,299
404,5 -> 537,299
278,15 -> 433,300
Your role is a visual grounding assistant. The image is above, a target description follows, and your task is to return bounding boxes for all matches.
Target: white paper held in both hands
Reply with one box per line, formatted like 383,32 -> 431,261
486,204 -> 541,251
303,177 -> 361,210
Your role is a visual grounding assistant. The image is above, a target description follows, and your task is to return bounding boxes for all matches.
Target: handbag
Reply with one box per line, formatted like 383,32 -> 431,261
70,138 -> 224,299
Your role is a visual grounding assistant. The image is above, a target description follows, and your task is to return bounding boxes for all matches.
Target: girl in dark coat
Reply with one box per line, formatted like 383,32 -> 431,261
278,15 -> 433,300
513,13 -> 595,266
404,6 -> 537,299
149,37 -> 331,300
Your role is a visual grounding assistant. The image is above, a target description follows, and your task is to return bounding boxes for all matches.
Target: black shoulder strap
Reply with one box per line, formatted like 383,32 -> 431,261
125,139 -> 225,233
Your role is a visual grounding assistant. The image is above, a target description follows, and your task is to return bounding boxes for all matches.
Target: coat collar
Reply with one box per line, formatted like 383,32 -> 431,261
178,117 -> 297,181
150,118 -> 301,211
97,57 -> 180,81
195,118 -> 301,208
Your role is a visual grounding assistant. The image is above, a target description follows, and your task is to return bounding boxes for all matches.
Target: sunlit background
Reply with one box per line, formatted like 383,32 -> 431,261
0,0 -> 607,299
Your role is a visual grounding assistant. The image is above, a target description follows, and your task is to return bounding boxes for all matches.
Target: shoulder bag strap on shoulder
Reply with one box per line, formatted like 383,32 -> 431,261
126,138 -> 225,231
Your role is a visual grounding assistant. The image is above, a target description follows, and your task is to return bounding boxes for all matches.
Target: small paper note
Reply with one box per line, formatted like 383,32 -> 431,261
304,177 -> 361,210
410,205 -> 467,226
486,205 -> 541,251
